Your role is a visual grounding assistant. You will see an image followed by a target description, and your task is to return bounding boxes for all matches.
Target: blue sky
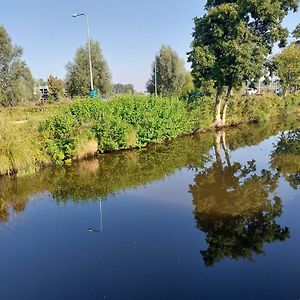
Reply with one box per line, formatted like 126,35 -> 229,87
1,1 -> 299,91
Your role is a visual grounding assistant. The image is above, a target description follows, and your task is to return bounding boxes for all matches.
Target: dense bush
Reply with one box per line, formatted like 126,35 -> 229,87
41,96 -> 193,163
226,94 -> 300,124
183,94 -> 215,129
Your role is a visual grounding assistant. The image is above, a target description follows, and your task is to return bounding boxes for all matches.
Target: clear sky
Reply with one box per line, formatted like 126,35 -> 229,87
1,0 -> 299,91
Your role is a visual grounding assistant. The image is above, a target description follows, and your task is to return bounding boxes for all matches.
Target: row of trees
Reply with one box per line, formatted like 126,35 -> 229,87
1,2 -> 300,109
0,28 -> 138,106
1,23 -> 194,106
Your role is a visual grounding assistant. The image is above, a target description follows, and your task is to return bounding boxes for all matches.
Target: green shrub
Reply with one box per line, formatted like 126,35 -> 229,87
183,95 -> 215,130
226,94 -> 286,124
41,96 -> 193,163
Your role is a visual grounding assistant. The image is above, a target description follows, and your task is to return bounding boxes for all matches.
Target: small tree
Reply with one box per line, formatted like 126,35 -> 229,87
147,45 -> 193,96
273,44 -> 300,95
0,25 -> 34,107
47,75 -> 65,101
66,40 -> 112,97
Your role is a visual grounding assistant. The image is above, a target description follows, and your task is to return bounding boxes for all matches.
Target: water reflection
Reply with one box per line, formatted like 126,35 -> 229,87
0,134 -> 214,222
190,131 -> 290,266
271,129 -> 300,190
0,120 -> 299,268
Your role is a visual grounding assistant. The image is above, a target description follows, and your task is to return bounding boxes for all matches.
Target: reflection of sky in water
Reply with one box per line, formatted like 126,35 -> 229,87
0,127 -> 299,300
229,135 -> 279,173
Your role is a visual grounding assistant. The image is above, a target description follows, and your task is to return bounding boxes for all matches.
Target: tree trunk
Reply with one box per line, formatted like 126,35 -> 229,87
214,88 -> 223,127
222,87 -> 232,126
221,131 -> 231,167
214,130 -> 223,165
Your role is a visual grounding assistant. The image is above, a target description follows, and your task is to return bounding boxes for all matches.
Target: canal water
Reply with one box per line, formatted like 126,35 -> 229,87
0,119 -> 299,300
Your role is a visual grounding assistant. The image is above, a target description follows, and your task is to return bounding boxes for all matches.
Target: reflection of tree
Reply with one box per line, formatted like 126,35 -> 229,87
0,134 -> 213,223
0,120 -> 298,230
190,131 -> 290,267
271,129 -> 300,190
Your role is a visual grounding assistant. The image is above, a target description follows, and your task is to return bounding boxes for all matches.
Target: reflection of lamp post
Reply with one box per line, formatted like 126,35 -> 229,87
72,13 -> 96,98
88,199 -> 103,233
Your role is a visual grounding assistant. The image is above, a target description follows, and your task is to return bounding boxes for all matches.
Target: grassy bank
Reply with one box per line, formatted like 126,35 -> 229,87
0,94 -> 299,176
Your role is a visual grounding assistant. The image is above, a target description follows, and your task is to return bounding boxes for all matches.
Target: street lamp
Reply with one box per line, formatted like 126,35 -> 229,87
72,13 -> 96,98
154,52 -> 158,96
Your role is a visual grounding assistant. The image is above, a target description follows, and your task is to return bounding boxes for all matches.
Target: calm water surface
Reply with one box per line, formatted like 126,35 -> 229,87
0,120 -> 300,300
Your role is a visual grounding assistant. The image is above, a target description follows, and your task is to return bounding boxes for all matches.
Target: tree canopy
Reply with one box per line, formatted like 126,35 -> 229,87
272,44 -> 300,95
0,25 -> 34,107
47,75 -> 65,101
147,45 -> 194,96
66,40 -> 112,97
188,0 -> 298,126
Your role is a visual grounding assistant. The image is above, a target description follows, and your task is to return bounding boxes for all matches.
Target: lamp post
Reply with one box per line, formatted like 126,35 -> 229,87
154,53 -> 158,96
154,49 -> 165,96
72,13 -> 96,98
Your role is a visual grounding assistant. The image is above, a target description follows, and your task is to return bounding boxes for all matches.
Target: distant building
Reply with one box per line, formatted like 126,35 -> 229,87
39,84 -> 49,102
34,84 -> 49,102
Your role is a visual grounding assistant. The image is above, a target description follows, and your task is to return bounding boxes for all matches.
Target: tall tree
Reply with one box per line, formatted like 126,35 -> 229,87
66,40 -> 112,97
188,0 -> 298,127
147,45 -> 193,96
273,44 -> 300,95
0,25 -> 34,107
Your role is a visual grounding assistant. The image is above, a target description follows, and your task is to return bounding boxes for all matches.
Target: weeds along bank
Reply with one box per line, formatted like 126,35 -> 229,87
0,94 -> 299,176
0,103 -> 70,176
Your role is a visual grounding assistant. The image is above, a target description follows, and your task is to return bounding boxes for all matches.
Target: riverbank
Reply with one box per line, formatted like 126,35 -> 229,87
0,94 -> 299,177
1,117 -> 300,222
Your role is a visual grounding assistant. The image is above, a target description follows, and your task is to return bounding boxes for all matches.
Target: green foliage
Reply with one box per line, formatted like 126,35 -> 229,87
226,94 -> 286,124
66,40 -> 112,97
188,0 -> 298,125
293,23 -> 300,42
147,45 -> 193,96
0,93 -> 299,175
183,94 -> 215,129
47,75 -> 65,102
42,96 -> 193,163
0,123 -> 50,176
272,44 -> 300,95
0,25 -> 34,107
